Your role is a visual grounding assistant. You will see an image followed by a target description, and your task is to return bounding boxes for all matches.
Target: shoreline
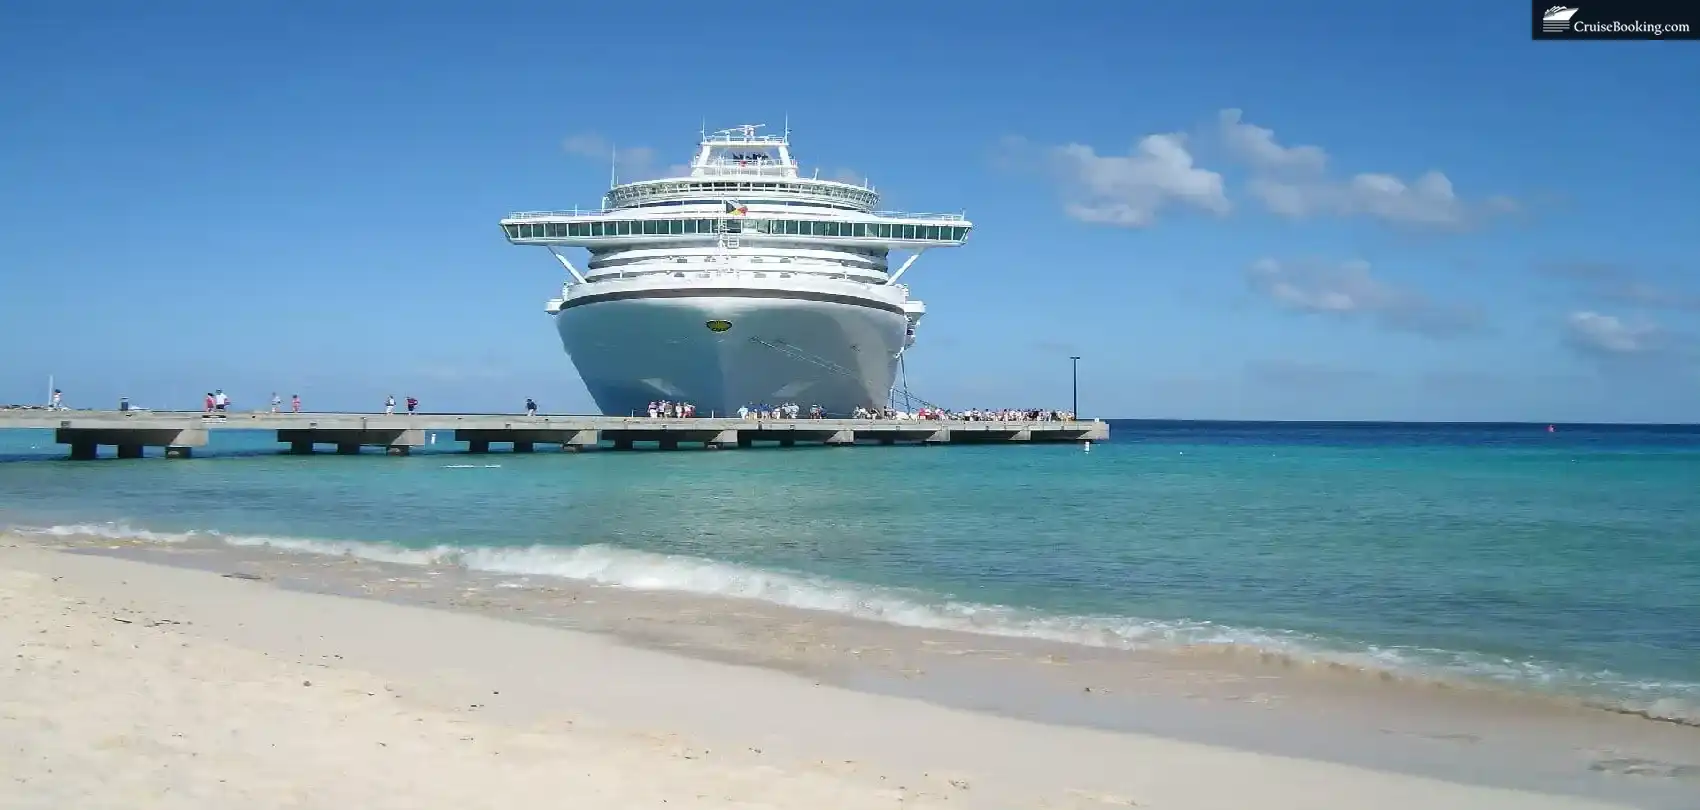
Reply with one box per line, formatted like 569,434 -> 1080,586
4,531 -> 1697,808
10,518 -> 1697,729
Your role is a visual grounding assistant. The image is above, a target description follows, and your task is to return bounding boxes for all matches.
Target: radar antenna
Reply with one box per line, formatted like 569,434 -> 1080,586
712,124 -> 768,140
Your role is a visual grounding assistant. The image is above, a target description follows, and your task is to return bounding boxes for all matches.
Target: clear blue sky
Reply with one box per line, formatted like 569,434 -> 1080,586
2,1 -> 1695,421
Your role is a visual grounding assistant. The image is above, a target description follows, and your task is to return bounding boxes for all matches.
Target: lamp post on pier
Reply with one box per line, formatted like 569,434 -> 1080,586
1069,355 -> 1081,418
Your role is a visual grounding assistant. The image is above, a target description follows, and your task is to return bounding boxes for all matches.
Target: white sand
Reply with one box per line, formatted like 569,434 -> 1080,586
0,544 -> 1636,810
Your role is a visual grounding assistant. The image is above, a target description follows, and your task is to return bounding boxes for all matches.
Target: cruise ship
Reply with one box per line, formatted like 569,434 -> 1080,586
499,124 -> 972,417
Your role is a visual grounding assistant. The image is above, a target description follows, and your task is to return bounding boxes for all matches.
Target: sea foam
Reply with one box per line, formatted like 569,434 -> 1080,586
12,520 -> 1699,727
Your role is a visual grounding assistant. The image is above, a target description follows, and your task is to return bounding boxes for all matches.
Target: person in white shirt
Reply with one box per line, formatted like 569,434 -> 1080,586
384,396 -> 395,415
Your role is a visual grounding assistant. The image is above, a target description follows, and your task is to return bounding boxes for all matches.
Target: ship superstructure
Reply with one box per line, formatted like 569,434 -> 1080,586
500,124 -> 971,416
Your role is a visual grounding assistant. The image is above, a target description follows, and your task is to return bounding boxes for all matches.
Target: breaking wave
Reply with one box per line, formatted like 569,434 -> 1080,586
13,520 -> 1699,727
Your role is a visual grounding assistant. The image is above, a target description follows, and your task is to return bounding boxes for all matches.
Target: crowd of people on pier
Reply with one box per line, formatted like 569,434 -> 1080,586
637,400 -> 1077,421
738,403 -> 820,419
909,407 -> 1078,422
852,406 -> 1076,421
21,389 -> 1077,422
199,390 -> 306,415
646,400 -> 698,418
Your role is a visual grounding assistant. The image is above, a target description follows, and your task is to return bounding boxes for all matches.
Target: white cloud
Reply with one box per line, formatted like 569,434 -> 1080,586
560,133 -> 684,181
560,134 -> 611,159
1607,281 -> 1700,310
1246,258 -> 1484,338
1218,109 -> 1513,228
1538,261 -> 1700,311
1217,109 -> 1327,173
1561,311 -> 1700,381
1003,133 -> 1229,228
1563,311 -> 1665,356
825,167 -> 865,185
1005,110 -> 1511,230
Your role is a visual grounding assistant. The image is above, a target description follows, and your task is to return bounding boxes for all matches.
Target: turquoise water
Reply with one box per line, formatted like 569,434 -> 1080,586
2,421 -> 1697,723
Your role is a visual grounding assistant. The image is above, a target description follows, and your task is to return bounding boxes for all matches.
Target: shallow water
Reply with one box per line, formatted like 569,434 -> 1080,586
1,419 -> 1697,725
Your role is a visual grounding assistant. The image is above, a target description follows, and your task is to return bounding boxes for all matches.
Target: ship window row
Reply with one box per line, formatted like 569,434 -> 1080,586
609,181 -> 877,207
505,219 -> 969,242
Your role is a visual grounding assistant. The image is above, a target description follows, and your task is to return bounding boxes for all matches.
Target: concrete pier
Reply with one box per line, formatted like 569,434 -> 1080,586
456,428 -> 599,453
0,411 -> 1108,460
278,428 -> 425,456
53,421 -> 208,460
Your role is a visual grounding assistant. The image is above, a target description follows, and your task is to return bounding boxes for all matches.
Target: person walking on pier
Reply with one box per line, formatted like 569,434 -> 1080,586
50,389 -> 62,410
213,390 -> 228,413
291,394 -> 301,413
384,395 -> 395,415
405,396 -> 418,415
203,392 -> 215,414
525,398 -> 537,417
270,392 -> 281,413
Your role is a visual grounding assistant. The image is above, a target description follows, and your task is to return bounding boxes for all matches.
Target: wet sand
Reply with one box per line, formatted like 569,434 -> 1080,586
3,531 -> 1697,809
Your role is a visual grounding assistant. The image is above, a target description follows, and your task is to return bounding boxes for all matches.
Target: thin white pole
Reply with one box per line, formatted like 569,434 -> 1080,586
47,374 -> 53,408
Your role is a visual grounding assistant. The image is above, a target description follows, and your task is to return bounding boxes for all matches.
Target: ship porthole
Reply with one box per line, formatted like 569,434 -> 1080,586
706,319 -> 732,333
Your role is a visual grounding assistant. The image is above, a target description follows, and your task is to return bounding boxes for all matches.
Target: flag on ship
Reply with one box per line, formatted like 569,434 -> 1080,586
723,200 -> 748,216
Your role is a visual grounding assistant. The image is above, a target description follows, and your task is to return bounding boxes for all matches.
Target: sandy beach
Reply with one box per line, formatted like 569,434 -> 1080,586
2,539 -> 1671,810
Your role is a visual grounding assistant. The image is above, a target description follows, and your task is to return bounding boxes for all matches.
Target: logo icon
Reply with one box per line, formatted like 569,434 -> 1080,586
705,319 -> 732,333
1542,5 -> 1580,32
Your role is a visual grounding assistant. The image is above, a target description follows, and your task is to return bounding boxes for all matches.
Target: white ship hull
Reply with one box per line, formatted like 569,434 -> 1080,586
557,288 -> 908,417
